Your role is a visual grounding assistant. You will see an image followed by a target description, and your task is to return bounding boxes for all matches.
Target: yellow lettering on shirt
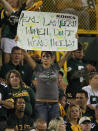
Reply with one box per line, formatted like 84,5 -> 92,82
13,91 -> 29,97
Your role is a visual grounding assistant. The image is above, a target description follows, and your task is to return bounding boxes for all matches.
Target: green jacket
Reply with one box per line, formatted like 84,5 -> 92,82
7,85 -> 35,116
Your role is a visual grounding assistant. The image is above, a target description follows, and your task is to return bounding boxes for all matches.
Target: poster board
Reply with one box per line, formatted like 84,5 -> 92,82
17,11 -> 78,51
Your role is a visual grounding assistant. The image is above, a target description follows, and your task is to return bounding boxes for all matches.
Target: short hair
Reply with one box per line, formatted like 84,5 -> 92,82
48,117 -> 64,131
72,42 -> 83,54
59,94 -> 66,101
58,71 -> 64,77
78,42 -> 83,51
11,46 -> 21,54
41,51 -> 53,57
75,90 -> 88,98
88,72 -> 98,81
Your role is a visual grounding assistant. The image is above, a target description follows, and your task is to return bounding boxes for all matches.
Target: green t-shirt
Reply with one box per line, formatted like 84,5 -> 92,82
7,85 -> 35,116
0,4 -> 27,39
0,61 -> 33,86
0,9 -> 18,39
7,113 -> 33,131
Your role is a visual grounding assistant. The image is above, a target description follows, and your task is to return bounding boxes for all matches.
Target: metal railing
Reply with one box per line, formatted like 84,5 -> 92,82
0,0 -> 98,34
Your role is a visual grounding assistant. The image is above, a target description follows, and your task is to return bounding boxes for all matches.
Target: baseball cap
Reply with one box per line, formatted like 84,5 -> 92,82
66,93 -> 75,99
79,116 -> 91,124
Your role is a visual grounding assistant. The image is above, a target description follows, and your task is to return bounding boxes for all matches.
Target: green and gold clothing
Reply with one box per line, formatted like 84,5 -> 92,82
0,0 -> 43,39
7,85 -> 35,116
0,8 -> 21,39
66,122 -> 81,131
58,103 -> 66,118
7,113 -> 33,131
0,61 -> 33,86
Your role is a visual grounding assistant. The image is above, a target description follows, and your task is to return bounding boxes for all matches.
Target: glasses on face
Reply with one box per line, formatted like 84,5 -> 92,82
12,53 -> 22,55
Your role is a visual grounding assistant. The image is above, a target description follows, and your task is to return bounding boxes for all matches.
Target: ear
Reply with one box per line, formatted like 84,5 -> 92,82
86,97 -> 88,102
89,79 -> 91,84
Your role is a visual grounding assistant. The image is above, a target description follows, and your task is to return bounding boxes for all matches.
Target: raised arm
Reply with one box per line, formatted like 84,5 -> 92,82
26,0 -> 34,8
58,51 -> 71,68
23,50 -> 37,70
0,0 -> 14,15
26,0 -> 43,11
58,33 -> 79,67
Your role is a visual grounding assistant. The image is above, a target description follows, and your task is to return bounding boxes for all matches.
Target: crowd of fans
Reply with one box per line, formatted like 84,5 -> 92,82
0,0 -> 98,131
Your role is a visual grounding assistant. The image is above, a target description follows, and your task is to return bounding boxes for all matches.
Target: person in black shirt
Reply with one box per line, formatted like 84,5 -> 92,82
0,0 -> 42,63
75,90 -> 95,121
67,43 -> 96,97
0,83 -> 14,131
92,104 -> 98,130
7,97 -> 33,131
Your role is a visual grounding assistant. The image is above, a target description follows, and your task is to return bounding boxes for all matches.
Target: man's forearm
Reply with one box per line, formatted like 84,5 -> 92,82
58,52 -> 71,68
0,0 -> 14,15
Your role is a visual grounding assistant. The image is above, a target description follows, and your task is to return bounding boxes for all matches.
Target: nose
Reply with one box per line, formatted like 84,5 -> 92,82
14,76 -> 17,79
21,103 -> 25,108
44,56 -> 48,59
73,111 -> 77,114
86,123 -> 90,126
